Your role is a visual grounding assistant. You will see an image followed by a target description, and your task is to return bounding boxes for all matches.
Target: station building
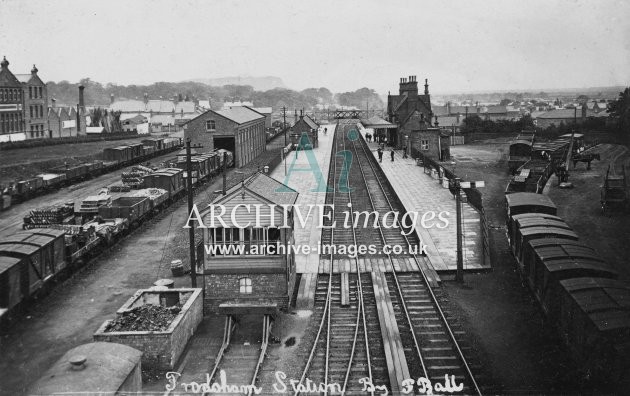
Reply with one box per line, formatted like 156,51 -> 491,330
386,75 -> 450,161
290,110 -> 319,148
199,171 -> 298,313
184,106 -> 266,168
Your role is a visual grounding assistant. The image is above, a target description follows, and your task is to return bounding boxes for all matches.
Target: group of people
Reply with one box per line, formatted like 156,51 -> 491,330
376,143 -> 409,163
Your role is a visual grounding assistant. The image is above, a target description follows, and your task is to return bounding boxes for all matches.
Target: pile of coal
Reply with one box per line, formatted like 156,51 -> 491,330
105,304 -> 182,332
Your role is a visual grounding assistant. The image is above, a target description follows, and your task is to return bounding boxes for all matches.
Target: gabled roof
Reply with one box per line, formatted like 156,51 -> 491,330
0,67 -> 21,87
214,106 -> 265,124
361,116 -> 396,129
213,172 -> 298,207
537,108 -> 594,119
302,114 -> 318,130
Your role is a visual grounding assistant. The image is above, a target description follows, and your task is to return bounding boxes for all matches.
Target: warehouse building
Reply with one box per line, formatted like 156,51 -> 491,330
183,106 -> 266,168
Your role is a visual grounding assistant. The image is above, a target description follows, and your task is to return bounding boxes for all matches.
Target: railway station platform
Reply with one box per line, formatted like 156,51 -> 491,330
267,124 -> 336,275
359,127 -> 486,273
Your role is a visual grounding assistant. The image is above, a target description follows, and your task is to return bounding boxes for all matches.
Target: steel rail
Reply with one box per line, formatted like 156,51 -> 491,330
353,127 -> 483,396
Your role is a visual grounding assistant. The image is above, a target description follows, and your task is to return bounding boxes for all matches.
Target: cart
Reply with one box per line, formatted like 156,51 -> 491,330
600,165 -> 628,215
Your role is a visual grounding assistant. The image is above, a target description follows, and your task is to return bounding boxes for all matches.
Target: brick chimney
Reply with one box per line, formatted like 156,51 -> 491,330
78,85 -> 85,110
424,78 -> 429,95
143,93 -> 149,105
399,75 -> 418,96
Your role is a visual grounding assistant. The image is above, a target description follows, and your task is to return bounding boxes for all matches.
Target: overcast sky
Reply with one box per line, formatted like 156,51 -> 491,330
1,0 -> 628,94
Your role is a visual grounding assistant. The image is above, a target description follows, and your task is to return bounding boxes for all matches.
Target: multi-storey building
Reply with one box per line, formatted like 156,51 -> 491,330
0,57 -> 26,142
16,64 -> 48,139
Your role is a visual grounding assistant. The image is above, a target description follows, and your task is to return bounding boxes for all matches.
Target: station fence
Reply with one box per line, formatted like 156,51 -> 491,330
412,148 -> 492,268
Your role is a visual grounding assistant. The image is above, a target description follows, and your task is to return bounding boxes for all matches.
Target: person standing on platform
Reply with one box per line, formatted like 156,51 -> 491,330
377,148 -> 383,163
390,148 -> 395,162
403,145 -> 408,159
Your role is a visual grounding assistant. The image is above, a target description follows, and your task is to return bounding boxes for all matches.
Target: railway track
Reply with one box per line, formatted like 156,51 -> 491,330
299,120 -> 483,394
295,124 -> 384,395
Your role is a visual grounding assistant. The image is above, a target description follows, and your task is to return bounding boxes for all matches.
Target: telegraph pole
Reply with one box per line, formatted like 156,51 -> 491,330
185,138 -> 201,288
454,178 -> 464,283
282,106 -> 287,147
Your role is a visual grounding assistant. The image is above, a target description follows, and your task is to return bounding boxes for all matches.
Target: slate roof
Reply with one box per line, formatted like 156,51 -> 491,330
361,116 -> 396,129
537,108 -> 594,119
110,100 -> 196,114
215,106 -> 264,124
214,172 -> 298,206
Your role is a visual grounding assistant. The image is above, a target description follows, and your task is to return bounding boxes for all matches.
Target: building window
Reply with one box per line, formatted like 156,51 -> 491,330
421,139 -> 429,151
239,277 -> 252,294
29,87 -> 32,99
38,87 -> 42,98
206,120 -> 216,132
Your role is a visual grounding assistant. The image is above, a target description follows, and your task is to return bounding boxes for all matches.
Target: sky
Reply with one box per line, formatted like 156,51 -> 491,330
0,0 -> 628,95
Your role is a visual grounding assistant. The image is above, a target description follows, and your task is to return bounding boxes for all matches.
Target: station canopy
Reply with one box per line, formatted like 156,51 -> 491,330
361,116 -> 397,129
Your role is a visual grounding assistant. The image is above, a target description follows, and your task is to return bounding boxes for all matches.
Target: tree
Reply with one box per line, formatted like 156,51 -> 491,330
499,99 -> 512,106
607,87 -> 630,132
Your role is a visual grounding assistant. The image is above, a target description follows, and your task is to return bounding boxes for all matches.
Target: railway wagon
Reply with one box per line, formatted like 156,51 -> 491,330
28,342 -> 143,395
16,176 -> 44,197
128,143 -> 144,159
142,168 -> 184,200
37,173 -> 66,188
507,213 -> 564,245
103,146 -> 132,163
513,226 -> 579,265
526,241 -> 618,320
98,196 -> 151,224
49,163 -> 89,181
509,216 -> 572,254
216,149 -> 234,168
142,137 -> 164,151
0,229 -> 66,297
506,192 -> 557,232
557,277 -> 630,385
508,139 -> 534,174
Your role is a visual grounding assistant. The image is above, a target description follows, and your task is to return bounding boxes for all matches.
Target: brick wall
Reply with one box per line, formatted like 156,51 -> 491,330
93,288 -> 202,371
204,273 -> 289,313
185,111 -> 266,168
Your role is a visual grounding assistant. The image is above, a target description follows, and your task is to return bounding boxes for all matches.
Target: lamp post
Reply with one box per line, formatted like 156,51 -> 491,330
404,134 -> 409,159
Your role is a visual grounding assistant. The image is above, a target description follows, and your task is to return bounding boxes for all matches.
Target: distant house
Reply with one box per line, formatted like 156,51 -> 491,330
121,114 -> 147,132
184,106 -> 266,168
533,106 -> 601,128
110,94 -> 199,132
47,103 -> 79,138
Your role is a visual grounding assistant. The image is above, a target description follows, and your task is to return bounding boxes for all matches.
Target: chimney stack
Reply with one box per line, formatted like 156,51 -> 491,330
78,85 -> 85,110
31,64 -> 38,75
110,93 -> 115,104
143,93 -> 149,105
424,79 -> 429,95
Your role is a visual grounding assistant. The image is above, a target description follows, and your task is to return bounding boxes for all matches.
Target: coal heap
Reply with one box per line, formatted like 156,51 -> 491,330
105,304 -> 182,332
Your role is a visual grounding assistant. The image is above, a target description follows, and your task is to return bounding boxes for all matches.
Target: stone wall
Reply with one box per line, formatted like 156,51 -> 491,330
93,288 -> 203,371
